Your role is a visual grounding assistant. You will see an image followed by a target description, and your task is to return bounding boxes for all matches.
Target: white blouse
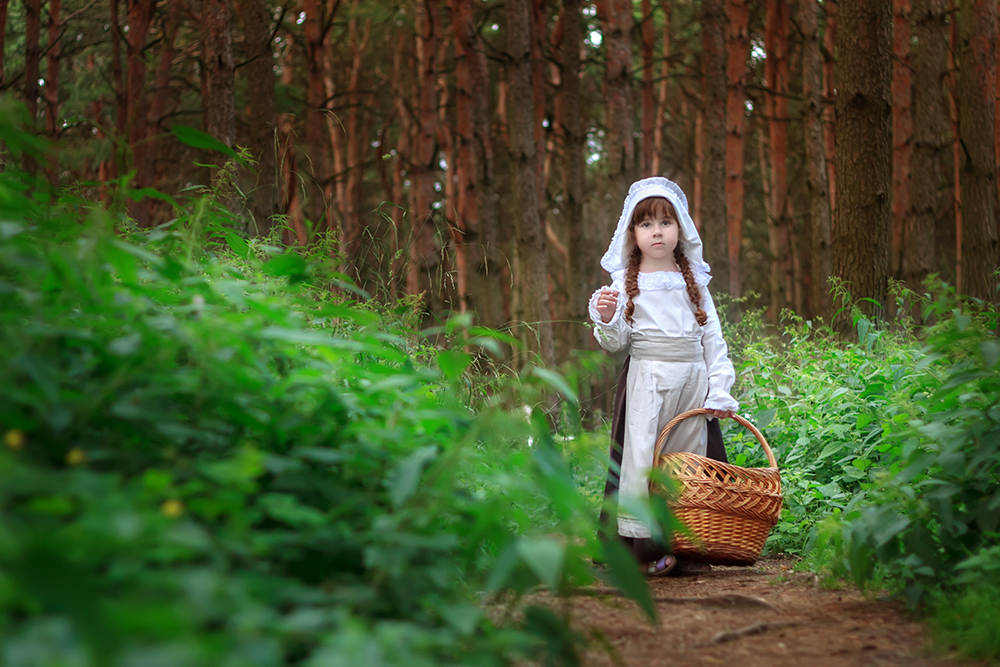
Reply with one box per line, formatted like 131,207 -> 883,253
588,266 -> 740,412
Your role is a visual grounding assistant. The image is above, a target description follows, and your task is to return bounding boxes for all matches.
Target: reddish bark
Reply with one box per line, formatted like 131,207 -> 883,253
651,1 -> 671,175
957,0 -> 998,299
891,0 -> 912,278
391,30 -> 414,299
725,0 -> 749,299
596,0 -> 635,206
948,3 -> 962,290
640,0 -> 655,176
344,14 -> 371,265
126,0 -> 157,224
508,0 -> 555,365
765,0 -> 791,320
531,0 -> 547,205
702,0 -> 728,291
906,0 -> 947,290
44,0 -> 61,182
409,0 -> 441,306
801,0 -> 833,318
822,0 -> 837,212
110,0 -> 126,145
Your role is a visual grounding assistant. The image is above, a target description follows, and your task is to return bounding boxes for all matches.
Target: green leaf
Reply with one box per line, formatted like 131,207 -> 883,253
224,230 -> 251,260
437,349 -> 471,381
261,252 -> 309,279
516,536 -> 565,589
387,446 -> 438,509
171,124 -> 240,160
258,493 -> 327,527
529,366 -> 579,403
599,536 -> 656,621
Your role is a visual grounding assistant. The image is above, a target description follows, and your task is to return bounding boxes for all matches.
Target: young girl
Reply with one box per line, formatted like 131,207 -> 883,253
589,177 -> 739,576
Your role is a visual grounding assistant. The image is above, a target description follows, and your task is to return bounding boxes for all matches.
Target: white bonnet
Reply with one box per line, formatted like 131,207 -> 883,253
599,177 -> 708,281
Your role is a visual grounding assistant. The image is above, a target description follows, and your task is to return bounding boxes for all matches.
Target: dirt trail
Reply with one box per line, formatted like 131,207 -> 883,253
566,557 -> 977,667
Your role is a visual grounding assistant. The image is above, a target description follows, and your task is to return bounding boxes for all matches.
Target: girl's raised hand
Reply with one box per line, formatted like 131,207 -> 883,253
596,289 -> 619,323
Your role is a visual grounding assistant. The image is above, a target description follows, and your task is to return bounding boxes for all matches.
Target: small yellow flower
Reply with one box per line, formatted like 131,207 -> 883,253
161,499 -> 184,518
5,429 -> 24,450
66,447 -> 86,465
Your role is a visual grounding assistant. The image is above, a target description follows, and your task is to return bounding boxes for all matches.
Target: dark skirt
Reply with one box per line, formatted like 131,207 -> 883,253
599,356 -> 728,562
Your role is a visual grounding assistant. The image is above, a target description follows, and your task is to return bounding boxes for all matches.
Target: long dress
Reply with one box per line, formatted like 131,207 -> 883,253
589,266 -> 739,543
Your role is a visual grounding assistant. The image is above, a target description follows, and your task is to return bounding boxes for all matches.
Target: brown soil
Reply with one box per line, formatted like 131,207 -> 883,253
561,557 -> 980,667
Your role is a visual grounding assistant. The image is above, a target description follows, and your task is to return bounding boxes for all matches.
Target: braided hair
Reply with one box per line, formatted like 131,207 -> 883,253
623,197 -> 708,327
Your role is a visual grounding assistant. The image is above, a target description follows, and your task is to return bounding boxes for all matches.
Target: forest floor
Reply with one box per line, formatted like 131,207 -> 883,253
538,556 -> 983,667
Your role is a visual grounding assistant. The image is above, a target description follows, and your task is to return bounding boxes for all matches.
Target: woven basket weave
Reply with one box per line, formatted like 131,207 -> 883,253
650,409 -> 782,566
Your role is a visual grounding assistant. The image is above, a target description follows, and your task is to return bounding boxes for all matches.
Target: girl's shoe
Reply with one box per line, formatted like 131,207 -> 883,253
646,555 -> 677,576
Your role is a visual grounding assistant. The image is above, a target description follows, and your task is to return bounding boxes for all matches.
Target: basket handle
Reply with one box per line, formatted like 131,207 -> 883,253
651,408 -> 778,469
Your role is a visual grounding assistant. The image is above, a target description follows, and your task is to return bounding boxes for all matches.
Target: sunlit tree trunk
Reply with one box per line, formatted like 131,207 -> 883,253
957,0 -> 998,300
891,0 -> 912,279
702,0 -> 729,292
725,0 -> 749,299
765,0 -> 790,319
652,0 -> 671,175
23,0 -> 41,173
508,0 -> 555,366
823,0 -> 837,212
905,0 -> 947,289
44,0 -> 61,182
237,0 -> 280,238
834,0 -> 892,325
801,0 -> 833,318
596,0 -> 634,208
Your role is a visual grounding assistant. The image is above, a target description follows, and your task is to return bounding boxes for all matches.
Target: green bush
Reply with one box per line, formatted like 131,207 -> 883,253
0,112 -> 655,665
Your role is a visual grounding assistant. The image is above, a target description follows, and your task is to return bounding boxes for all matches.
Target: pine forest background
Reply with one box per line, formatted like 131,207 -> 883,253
2,0 -> 998,366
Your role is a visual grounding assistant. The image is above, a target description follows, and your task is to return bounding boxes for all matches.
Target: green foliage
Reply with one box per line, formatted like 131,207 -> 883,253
0,115 -> 655,666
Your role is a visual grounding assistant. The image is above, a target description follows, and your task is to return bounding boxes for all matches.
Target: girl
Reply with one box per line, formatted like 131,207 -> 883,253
589,177 -> 739,576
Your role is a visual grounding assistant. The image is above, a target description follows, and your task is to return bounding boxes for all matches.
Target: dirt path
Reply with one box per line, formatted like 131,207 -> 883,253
565,557 -> 978,667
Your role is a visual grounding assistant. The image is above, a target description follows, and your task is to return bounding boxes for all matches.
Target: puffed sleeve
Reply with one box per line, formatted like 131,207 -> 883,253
699,285 -> 740,412
588,280 -> 631,353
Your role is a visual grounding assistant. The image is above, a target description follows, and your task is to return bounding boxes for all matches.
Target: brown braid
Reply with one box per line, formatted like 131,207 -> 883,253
674,241 -> 708,326
623,244 -> 642,324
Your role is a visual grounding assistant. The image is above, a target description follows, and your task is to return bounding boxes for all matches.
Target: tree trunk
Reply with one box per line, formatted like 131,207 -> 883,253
561,0 -> 589,352
126,0 -> 157,224
834,0 -> 892,325
391,30 -> 413,299
303,0 -> 329,229
891,0 -> 912,279
823,0 -> 837,212
0,0 -> 8,88
957,0 -> 998,300
204,0 -> 235,149
640,0 -> 654,176
344,14 -> 371,266
800,0 -> 833,318
448,0 -> 503,329
596,0 -> 635,208
410,0 -> 441,312
905,0 -> 947,289
652,1 -> 671,175
725,0 -> 749,299
702,0 -> 729,292
238,0 -> 281,237
110,0 -> 126,150
508,0 -> 555,366
765,0 -> 790,319
44,0 -> 61,182
23,0 -> 41,173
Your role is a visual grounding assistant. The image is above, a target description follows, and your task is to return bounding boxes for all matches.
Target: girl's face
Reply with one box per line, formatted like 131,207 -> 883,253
630,197 -> 679,265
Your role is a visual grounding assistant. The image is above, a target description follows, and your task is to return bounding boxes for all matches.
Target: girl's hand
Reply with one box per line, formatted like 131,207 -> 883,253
707,409 -> 735,420
596,289 -> 619,323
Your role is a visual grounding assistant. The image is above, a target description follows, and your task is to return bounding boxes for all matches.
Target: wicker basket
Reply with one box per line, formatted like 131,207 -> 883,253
650,408 -> 782,566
